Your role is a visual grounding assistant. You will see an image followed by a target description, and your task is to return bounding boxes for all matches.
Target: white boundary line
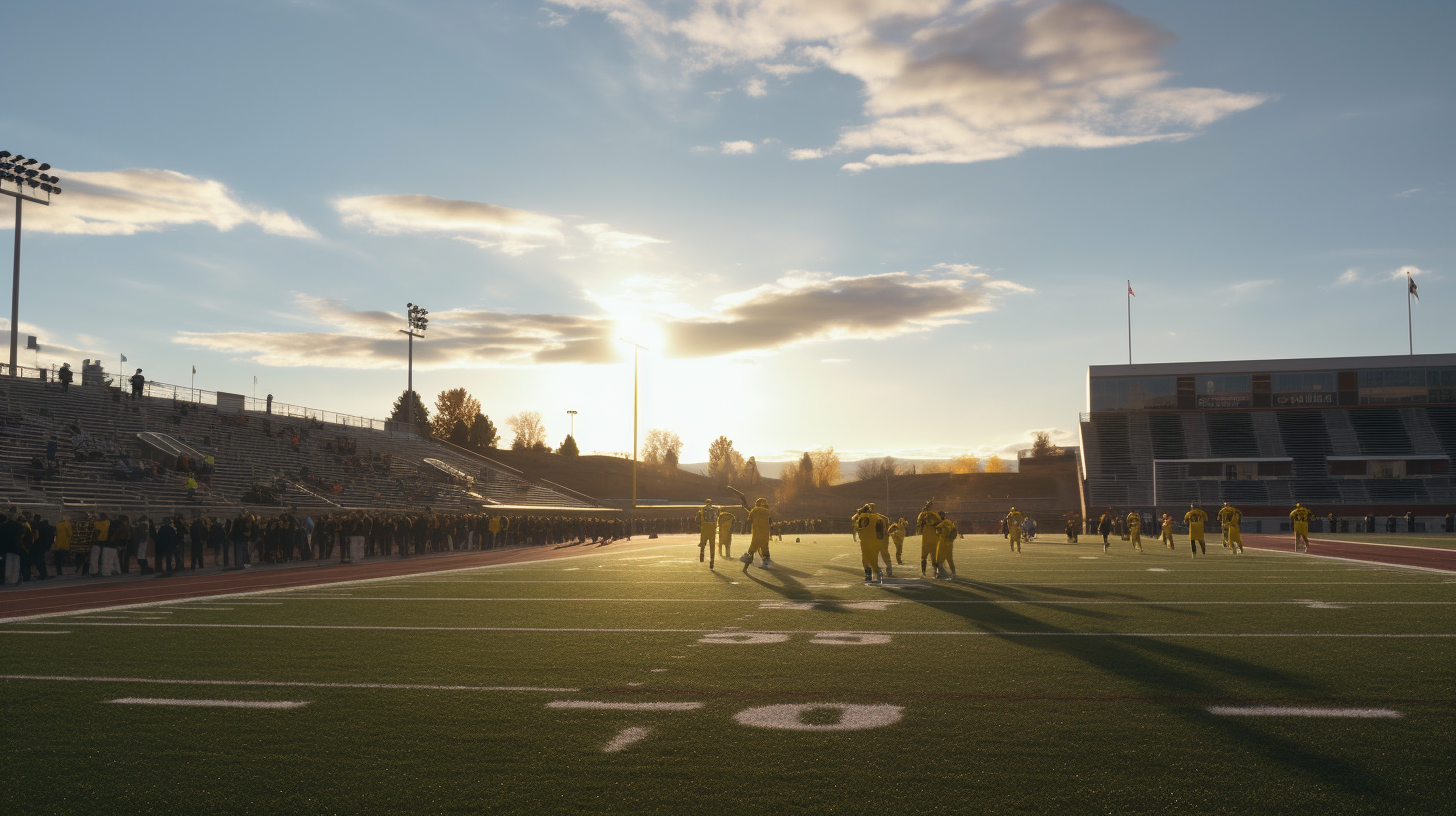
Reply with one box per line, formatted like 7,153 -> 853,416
1207,705 -> 1403,718
0,674 -> 579,692
179,597 -> 1454,606
0,542 -> 686,624
14,624 -> 1455,637
547,701 -> 703,711
1246,541 -> 1456,575
108,697 -> 309,709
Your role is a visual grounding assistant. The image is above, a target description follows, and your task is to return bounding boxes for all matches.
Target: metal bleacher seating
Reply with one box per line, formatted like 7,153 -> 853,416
0,376 -> 593,516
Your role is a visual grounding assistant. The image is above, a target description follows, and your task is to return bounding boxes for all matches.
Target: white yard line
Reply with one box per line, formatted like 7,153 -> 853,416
15,623 -> 1454,637
547,701 -> 703,711
108,698 -> 309,709
0,630 -> 69,634
216,597 -> 1456,606
1207,706 -> 1403,718
1,674 -> 579,692
603,727 -> 652,753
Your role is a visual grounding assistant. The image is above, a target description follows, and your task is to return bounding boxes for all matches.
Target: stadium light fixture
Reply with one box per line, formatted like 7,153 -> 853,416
0,149 -> 60,378
400,302 -> 429,429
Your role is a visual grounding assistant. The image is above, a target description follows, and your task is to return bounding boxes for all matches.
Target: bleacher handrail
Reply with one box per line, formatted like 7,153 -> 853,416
137,379 -> 390,431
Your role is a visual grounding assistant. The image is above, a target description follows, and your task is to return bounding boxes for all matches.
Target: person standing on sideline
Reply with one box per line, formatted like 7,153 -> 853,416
52,515 -> 72,576
935,514 -> 960,579
154,517 -> 178,577
133,515 -> 153,574
1290,503 -> 1312,552
1097,512 -> 1113,551
1160,513 -> 1176,549
1184,504 -> 1208,558
94,513 -> 120,577
112,515 -> 133,573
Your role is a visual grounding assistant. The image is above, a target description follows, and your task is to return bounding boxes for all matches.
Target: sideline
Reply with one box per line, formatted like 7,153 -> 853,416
1242,535 -> 1456,575
0,539 -> 687,624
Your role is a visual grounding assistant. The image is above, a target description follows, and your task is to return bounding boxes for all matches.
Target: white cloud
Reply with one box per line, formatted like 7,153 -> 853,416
1388,264 -> 1430,280
743,77 -> 768,97
7,168 -> 316,238
552,0 -> 1266,169
577,222 -> 669,253
1393,188 -> 1422,198
334,194 -> 564,256
789,148 -> 826,160
721,140 -> 757,154
1336,268 -> 1362,286
178,265 -> 1027,368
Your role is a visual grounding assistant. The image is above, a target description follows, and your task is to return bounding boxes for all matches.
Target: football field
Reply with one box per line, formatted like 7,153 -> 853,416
3,533 -> 1454,815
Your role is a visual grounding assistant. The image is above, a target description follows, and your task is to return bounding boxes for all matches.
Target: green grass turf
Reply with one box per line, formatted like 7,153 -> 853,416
1304,533 -> 1456,550
3,534 -> 1454,815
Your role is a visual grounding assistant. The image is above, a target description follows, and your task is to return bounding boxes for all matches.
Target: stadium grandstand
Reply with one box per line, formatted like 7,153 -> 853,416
1079,352 -> 1456,532
0,371 -> 600,517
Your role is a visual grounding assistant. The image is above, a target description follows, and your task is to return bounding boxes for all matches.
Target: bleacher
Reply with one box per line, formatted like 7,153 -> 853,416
0,376 -> 596,516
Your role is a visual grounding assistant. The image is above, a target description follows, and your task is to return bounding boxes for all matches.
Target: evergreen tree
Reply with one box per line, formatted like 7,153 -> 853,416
558,434 -> 580,456
468,413 -> 500,451
449,419 -> 471,446
389,390 -> 431,436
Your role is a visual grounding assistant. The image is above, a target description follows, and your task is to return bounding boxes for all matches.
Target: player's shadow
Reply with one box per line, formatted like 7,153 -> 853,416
740,568 -> 849,613
901,590 -> 1390,799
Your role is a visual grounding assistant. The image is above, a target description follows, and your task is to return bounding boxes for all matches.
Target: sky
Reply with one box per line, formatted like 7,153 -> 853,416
2,0 -> 1453,466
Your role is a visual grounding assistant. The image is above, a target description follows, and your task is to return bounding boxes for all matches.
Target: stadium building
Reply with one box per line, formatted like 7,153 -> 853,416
1078,353 -> 1456,529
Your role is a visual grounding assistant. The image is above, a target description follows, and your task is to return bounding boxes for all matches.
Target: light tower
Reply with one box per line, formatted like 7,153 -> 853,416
400,303 -> 429,429
0,151 -> 62,377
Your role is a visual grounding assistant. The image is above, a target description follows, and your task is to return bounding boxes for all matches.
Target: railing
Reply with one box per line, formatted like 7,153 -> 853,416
137,379 -> 390,431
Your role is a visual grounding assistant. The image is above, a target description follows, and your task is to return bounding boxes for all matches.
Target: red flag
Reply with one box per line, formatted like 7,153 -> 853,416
1127,282 -> 1135,297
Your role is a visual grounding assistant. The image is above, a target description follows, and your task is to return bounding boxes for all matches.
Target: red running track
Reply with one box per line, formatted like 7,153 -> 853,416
1243,534 -> 1456,572
0,538 -> 676,621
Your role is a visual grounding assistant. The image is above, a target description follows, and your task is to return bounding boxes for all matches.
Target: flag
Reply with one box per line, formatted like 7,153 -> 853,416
192,365 -> 196,375
1127,282 -> 1135,297
120,353 -> 127,363
1409,274 -> 1419,301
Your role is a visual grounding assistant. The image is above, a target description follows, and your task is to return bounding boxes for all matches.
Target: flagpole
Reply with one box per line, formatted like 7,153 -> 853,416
1126,280 -> 1132,365
1408,274 -> 1414,355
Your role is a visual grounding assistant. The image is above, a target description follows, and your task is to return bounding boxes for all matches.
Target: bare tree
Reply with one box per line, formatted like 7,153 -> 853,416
643,429 -> 683,472
809,447 -> 841,487
707,436 -> 745,484
855,456 -> 900,481
507,411 -> 547,450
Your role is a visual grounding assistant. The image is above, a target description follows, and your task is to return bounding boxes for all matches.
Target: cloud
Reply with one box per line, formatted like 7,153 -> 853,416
1388,264 -> 1430,280
1336,267 -> 1362,286
178,266 -> 1026,368
1393,188 -> 1422,198
743,77 -> 768,97
1338,265 -> 1434,287
552,0 -> 1266,169
334,194 -> 564,256
789,148 -> 826,160
6,169 -> 316,238
577,222 -> 669,253
721,140 -> 757,154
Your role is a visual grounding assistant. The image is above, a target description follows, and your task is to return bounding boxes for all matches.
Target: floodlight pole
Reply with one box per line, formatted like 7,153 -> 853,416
400,327 -> 423,425
620,338 -> 648,509
567,409 -> 577,438
4,189 -> 50,378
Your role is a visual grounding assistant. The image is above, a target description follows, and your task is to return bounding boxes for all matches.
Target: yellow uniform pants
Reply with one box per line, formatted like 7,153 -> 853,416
1008,526 -> 1022,552
936,540 -> 955,574
891,533 -> 905,563
860,537 -> 882,577
1189,522 -> 1204,544
1161,529 -> 1174,547
1130,529 -> 1142,551
1227,526 -> 1242,551
920,533 -> 938,562
746,533 -> 770,560
1293,522 -> 1309,540
699,526 -> 716,550
718,530 -> 732,557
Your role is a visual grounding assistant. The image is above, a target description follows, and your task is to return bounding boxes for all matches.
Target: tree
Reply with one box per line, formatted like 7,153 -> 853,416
431,388 -> 481,439
923,454 -> 981,474
507,411 -> 547,450
643,429 -> 684,472
1031,431 -> 1063,458
809,447 -> 841,487
796,451 -> 815,488
984,454 -> 1010,473
448,419 -> 471,447
388,390 -> 431,436
855,456 -> 900,481
707,435 -> 745,484
558,434 -> 580,456
777,460 -> 801,503
743,456 -> 761,486
467,413 -> 499,451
